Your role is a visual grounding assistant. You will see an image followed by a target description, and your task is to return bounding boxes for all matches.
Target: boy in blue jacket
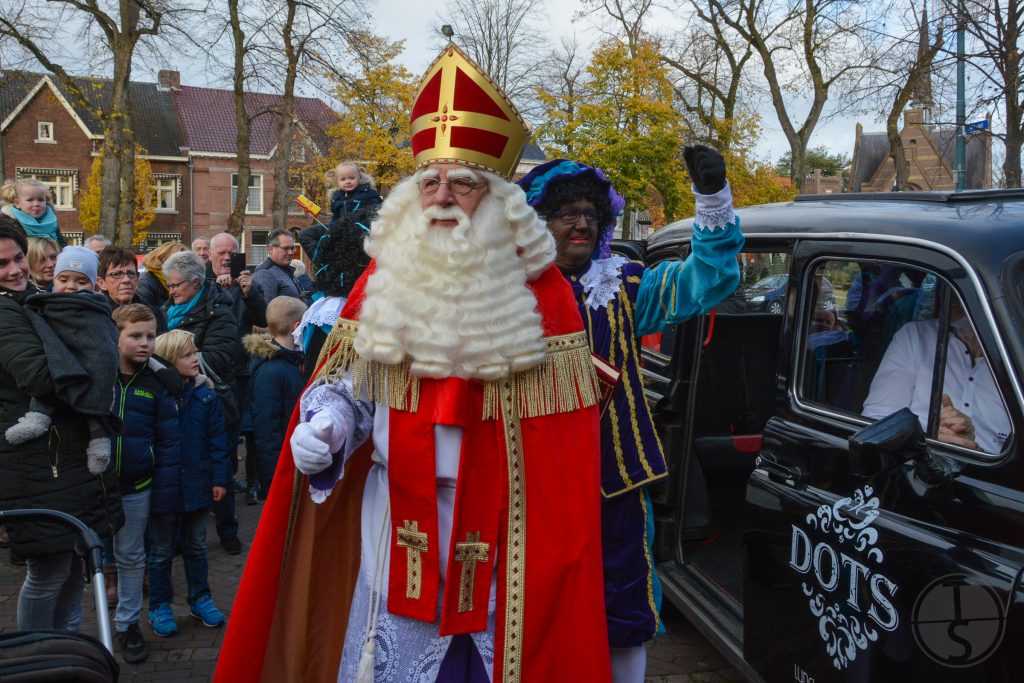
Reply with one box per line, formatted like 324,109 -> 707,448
110,303 -> 182,664
149,329 -> 231,636
242,295 -> 306,501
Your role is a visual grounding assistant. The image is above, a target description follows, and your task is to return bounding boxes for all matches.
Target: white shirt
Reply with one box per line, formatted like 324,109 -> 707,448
862,319 -> 1011,454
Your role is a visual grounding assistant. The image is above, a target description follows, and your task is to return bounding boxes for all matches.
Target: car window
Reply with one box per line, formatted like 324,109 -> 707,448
713,251 -> 792,315
799,259 -> 1013,455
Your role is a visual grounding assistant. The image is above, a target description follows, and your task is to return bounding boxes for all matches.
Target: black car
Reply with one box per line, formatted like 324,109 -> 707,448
627,190 -> 1024,682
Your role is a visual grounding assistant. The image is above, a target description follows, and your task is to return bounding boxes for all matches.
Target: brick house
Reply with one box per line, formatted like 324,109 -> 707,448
0,70 -> 189,245
850,106 -> 992,192
167,71 -> 335,265
0,68 -> 335,258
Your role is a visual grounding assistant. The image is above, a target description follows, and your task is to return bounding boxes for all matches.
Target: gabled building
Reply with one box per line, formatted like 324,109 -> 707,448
0,70 -> 189,244
850,107 -> 992,192
0,68 -> 336,256
168,71 -> 335,261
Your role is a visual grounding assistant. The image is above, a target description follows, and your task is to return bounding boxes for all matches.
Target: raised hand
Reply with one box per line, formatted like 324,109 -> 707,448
683,145 -> 726,195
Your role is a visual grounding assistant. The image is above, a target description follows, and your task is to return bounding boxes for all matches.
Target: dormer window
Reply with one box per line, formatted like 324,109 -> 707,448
36,122 -> 55,143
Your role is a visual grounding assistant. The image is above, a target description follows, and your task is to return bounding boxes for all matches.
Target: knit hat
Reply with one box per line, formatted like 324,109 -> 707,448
55,246 -> 99,282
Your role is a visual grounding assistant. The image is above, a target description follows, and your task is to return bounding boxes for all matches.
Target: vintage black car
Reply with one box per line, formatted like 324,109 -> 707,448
633,190 -> 1024,682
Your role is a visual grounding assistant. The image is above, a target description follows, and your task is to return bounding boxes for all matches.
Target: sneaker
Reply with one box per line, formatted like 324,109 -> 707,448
148,603 -> 178,637
233,479 -> 247,493
245,486 -> 259,505
118,623 -> 149,663
190,595 -> 226,627
221,537 -> 243,555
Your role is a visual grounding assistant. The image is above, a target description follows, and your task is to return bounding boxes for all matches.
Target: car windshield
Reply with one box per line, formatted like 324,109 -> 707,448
751,275 -> 786,290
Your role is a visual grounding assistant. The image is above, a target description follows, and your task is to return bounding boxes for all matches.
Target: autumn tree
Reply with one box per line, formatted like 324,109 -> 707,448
661,1 -> 754,151
570,37 -> 690,235
533,38 -> 590,158
309,31 -> 417,196
956,0 -> 1024,187
79,146 -> 157,245
702,0 -> 878,191
437,0 -> 547,115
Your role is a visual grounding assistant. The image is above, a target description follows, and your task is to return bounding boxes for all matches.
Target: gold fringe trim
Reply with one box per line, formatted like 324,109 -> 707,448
315,318 -> 599,420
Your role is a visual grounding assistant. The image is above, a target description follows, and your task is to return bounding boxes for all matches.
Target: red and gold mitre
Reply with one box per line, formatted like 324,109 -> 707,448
409,43 -> 531,179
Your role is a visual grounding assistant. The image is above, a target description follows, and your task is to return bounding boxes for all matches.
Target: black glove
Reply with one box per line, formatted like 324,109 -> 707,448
684,144 -> 726,195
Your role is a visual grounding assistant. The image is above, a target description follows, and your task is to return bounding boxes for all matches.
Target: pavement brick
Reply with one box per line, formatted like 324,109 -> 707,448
0,448 -> 740,682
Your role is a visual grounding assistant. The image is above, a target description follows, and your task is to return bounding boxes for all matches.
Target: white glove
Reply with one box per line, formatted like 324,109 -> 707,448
291,410 -> 347,475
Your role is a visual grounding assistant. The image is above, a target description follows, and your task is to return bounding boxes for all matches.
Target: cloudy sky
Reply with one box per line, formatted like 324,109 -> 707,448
370,0 -> 864,164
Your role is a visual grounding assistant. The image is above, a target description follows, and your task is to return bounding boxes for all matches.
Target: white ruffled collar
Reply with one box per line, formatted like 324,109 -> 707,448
293,295 -> 346,346
579,255 -> 627,310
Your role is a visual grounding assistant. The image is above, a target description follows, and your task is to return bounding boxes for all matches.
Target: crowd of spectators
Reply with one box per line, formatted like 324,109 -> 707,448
0,201 -> 317,662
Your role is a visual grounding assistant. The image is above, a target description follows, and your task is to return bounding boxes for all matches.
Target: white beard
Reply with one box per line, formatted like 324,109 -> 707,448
353,172 -> 556,381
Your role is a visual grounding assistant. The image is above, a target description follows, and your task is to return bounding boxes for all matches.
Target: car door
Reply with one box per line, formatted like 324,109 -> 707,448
745,241 -> 1024,682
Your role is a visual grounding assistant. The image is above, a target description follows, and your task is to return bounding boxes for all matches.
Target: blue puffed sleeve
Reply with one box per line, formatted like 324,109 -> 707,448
635,182 -> 744,336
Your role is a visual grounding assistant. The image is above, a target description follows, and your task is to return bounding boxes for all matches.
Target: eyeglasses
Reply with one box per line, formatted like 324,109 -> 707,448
166,279 -> 196,291
418,177 -> 482,196
105,270 -> 139,280
548,209 -> 599,227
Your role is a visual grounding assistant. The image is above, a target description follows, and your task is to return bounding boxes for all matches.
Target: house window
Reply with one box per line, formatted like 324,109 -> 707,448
16,168 -> 77,209
231,173 -> 263,215
36,122 -> 54,143
249,230 -> 270,265
153,175 -> 180,212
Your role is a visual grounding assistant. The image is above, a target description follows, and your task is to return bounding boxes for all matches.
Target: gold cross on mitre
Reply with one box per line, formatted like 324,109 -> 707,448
408,43 -> 531,179
453,531 -> 490,613
396,520 -> 429,599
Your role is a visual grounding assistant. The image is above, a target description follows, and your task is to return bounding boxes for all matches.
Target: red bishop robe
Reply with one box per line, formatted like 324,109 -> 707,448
214,263 -> 611,683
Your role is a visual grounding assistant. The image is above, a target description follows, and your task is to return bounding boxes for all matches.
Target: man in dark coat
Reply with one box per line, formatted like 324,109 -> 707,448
251,228 -> 302,306
208,232 -> 269,537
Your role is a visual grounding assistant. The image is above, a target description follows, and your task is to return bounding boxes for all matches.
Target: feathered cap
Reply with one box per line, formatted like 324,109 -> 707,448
409,43 -> 531,179
516,159 -> 626,260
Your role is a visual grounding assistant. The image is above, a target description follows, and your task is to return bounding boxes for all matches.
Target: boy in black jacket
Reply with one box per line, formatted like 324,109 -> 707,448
110,304 -> 181,664
242,296 -> 306,501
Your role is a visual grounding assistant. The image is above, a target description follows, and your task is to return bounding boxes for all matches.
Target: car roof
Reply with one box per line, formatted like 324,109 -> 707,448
649,189 -> 1024,266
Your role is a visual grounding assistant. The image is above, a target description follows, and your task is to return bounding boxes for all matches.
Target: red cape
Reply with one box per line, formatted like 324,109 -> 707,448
215,264 -> 610,682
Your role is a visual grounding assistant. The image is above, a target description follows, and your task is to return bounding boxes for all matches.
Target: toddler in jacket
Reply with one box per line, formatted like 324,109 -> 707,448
242,296 -> 306,500
4,247 -> 118,472
149,329 -> 231,636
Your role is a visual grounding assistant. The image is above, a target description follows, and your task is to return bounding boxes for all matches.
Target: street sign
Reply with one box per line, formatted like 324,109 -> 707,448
964,120 -> 990,135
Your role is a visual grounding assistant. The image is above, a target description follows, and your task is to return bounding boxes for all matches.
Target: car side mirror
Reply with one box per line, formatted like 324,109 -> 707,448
849,408 -> 926,477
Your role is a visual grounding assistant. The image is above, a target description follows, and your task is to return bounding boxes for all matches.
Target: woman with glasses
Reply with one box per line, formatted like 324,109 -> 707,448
162,251 -> 238,391
138,241 -> 188,308
98,247 -> 168,332
517,146 -> 744,683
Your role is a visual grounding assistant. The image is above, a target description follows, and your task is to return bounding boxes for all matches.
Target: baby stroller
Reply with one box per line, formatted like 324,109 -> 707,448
0,508 -> 119,682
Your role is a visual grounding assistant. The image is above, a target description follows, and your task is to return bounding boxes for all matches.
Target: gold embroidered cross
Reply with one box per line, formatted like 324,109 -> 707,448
396,520 -> 429,599
454,532 -> 490,613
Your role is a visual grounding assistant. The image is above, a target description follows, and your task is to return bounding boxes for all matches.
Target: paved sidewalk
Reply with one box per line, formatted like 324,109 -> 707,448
0,489 -> 739,682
